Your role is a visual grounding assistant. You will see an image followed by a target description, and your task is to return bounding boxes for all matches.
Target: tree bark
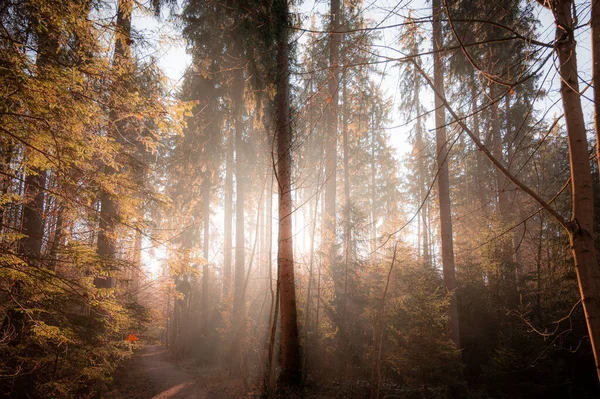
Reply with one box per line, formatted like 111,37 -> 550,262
414,70 -> 430,266
21,171 -> 46,263
432,0 -> 460,348
20,9 -> 60,265
553,0 -> 600,382
274,0 -> 301,385
224,125 -> 234,299
593,0 -> 600,175
202,177 -> 211,332
470,70 -> 486,210
324,0 -> 340,263
231,65 -> 246,374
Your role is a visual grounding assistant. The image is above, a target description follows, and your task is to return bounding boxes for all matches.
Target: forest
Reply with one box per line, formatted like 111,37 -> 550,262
2,0 -> 600,397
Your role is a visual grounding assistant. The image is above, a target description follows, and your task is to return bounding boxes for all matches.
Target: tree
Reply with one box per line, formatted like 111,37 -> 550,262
323,0 -> 340,267
273,0 -> 302,387
432,0 -> 460,348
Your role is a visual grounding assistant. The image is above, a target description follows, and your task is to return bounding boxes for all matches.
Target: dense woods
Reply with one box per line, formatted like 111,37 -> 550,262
2,0 -> 600,397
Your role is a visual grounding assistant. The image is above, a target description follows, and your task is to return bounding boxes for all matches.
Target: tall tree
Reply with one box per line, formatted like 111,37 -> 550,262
432,0 -> 460,347
96,0 -> 134,288
273,0 -> 301,386
323,0 -> 340,264
547,0 -> 600,382
592,0 -> 600,176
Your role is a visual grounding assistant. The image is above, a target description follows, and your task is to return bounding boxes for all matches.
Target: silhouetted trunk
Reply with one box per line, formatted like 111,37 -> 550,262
432,0 -> 460,348
470,70 -> 485,209
324,0 -> 339,262
342,70 -> 350,328
303,163 -> 321,376
274,0 -> 301,385
131,227 -> 142,292
231,65 -> 245,375
96,0 -> 133,288
202,177 -> 211,332
21,171 -> 46,264
224,125 -> 234,299
490,83 -> 518,307
414,71 -> 429,266
370,110 -> 377,253
265,175 -> 273,287
20,11 -> 60,265
49,202 -> 65,271
0,142 -> 14,238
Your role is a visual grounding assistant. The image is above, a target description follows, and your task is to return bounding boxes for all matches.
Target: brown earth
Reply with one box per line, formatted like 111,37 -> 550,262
107,345 -> 220,399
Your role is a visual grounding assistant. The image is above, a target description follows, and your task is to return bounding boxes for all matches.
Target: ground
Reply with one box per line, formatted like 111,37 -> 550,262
107,345 -> 243,399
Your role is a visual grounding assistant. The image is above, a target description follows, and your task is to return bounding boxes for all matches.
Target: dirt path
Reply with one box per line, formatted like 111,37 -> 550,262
108,345 -> 215,399
138,345 -> 209,399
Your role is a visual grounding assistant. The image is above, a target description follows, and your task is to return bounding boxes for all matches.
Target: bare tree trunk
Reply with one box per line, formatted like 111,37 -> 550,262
470,71 -> 486,209
266,175 -> 273,291
21,171 -> 46,263
49,201 -> 65,272
131,224 -> 142,291
414,71 -> 430,266
202,178 -> 211,332
303,165 -> 321,377
224,125 -> 234,299
490,83 -> 519,307
593,0 -> 600,175
432,0 -> 460,348
274,0 -> 301,385
324,0 -> 340,263
553,0 -> 600,382
231,66 -> 246,375
263,175 -> 276,396
370,111 -> 377,253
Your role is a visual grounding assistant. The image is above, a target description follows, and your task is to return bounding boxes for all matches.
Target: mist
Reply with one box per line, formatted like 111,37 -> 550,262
1,0 -> 600,398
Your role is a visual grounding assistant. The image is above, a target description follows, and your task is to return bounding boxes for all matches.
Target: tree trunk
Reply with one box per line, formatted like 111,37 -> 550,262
0,142 -> 14,237
274,0 -> 301,385
202,177 -> 211,332
554,0 -> 600,382
324,0 -> 340,263
370,111 -> 377,253
491,83 -> 519,307
224,124 -> 234,299
20,10 -> 60,265
96,0 -> 133,288
303,176 -> 320,376
231,65 -> 246,375
432,0 -> 460,348
470,70 -> 486,209
21,170 -> 46,263
593,0 -> 600,175
414,71 -> 430,266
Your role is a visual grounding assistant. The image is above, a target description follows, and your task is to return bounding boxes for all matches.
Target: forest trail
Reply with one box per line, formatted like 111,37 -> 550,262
137,345 -> 209,399
109,344 -> 217,399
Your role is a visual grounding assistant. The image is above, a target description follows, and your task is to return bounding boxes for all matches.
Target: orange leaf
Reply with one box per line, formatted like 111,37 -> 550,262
126,334 -> 139,342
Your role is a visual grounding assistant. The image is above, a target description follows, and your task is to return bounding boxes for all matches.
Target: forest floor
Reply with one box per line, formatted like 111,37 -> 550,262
107,344 -> 243,399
